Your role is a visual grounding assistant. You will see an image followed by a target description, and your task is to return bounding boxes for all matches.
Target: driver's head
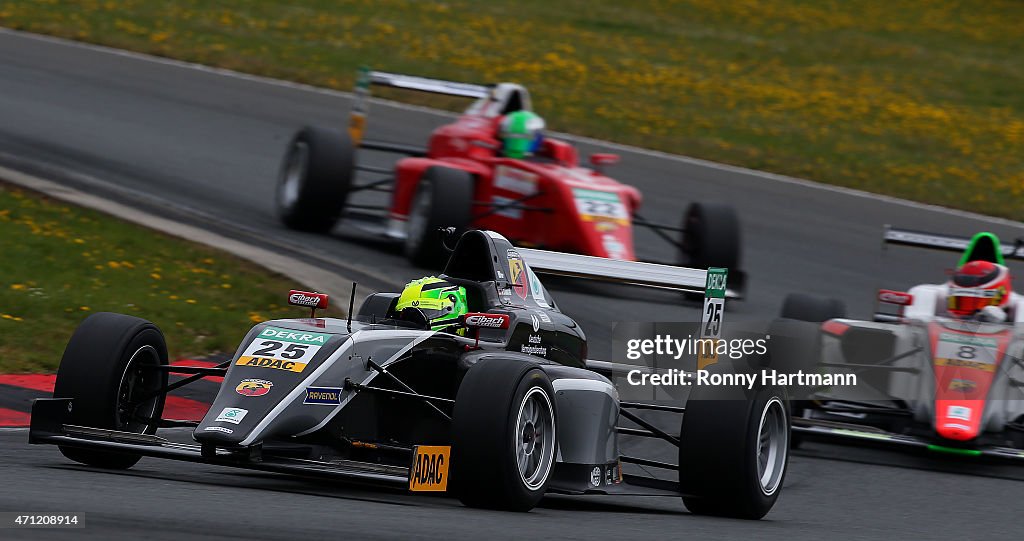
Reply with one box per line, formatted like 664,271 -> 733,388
947,260 -> 1011,318
395,277 -> 468,330
499,111 -> 545,158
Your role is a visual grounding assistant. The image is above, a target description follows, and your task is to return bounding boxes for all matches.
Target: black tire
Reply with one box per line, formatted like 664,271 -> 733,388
276,126 -> 354,232
404,166 -> 474,268
680,202 -> 741,271
53,313 -> 169,469
679,383 -> 790,519
780,293 -> 847,322
451,359 -> 557,512
766,318 -> 825,448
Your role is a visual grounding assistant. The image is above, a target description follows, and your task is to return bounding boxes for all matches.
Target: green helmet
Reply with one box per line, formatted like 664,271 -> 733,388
395,277 -> 468,330
500,111 -> 545,158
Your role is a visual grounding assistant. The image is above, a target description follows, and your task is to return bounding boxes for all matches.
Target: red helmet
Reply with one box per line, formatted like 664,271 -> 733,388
947,260 -> 1011,317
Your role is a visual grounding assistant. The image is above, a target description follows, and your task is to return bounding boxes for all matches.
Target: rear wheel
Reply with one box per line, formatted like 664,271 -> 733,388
451,359 -> 556,511
53,313 -> 169,469
276,126 -> 354,232
680,202 -> 741,271
781,293 -> 847,322
404,167 -> 474,268
679,382 -> 790,519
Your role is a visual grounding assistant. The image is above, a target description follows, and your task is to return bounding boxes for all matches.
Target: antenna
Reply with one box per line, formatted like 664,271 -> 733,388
347,282 -> 357,333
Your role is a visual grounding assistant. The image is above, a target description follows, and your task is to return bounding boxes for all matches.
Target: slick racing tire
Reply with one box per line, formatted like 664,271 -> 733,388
53,312 -> 169,469
766,318 -> 825,448
680,202 -> 741,272
780,293 -> 847,322
276,125 -> 354,233
451,359 -> 557,512
404,166 -> 474,268
679,382 -> 790,519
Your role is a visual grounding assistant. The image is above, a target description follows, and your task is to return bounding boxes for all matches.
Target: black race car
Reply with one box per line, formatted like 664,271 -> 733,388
30,230 -> 788,519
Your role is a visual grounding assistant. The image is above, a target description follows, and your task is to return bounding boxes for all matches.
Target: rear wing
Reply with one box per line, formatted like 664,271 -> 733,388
348,67 -> 530,145
517,248 -> 729,372
883,226 -> 1024,265
363,70 -> 491,99
518,248 -> 737,298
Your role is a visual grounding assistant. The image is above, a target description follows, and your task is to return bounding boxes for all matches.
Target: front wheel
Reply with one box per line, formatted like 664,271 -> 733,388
679,382 -> 790,519
276,126 -> 354,232
53,313 -> 169,469
451,359 -> 557,511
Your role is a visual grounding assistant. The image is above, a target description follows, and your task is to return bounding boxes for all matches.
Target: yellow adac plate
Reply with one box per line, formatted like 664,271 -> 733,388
409,445 -> 450,492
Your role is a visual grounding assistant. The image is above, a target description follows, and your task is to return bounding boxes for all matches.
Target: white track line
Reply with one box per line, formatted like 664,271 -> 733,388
1,27 -> 1021,229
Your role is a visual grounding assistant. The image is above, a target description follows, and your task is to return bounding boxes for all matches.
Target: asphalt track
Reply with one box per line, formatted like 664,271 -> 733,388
2,29 -> 1024,540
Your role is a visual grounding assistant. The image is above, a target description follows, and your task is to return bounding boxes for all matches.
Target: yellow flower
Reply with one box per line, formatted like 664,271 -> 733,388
10,284 -> 25,290
79,306 -> 90,311
150,273 -> 162,280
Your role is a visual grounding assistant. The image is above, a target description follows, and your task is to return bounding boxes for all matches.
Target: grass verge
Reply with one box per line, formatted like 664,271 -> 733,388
0,182 -> 336,372
1,0 -> 1022,218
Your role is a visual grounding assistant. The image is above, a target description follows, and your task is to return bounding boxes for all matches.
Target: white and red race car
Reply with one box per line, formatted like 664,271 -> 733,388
772,228 -> 1024,460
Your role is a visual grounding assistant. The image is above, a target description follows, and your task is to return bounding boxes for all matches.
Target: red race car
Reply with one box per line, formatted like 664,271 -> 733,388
276,69 -> 743,295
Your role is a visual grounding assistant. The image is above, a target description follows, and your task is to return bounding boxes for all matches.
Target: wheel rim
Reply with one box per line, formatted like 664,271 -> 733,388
514,386 -> 556,491
279,141 -> 309,210
756,397 -> 788,496
116,345 -> 163,434
406,181 -> 432,254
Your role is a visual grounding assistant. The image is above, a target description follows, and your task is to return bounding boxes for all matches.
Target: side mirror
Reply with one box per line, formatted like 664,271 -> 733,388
589,153 -> 620,168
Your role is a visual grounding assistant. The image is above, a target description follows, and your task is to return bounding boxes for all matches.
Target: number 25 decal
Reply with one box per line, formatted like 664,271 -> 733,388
704,302 -> 722,336
251,341 -> 311,359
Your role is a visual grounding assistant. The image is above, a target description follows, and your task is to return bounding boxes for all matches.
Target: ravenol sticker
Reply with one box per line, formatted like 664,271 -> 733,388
304,387 -> 343,406
215,407 -> 248,425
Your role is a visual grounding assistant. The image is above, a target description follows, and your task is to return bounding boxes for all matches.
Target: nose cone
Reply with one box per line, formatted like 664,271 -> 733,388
934,400 -> 981,442
935,423 -> 976,441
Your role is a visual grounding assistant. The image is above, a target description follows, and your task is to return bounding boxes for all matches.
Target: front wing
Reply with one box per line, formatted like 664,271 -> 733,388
793,417 -> 1024,461
30,398 -> 412,488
